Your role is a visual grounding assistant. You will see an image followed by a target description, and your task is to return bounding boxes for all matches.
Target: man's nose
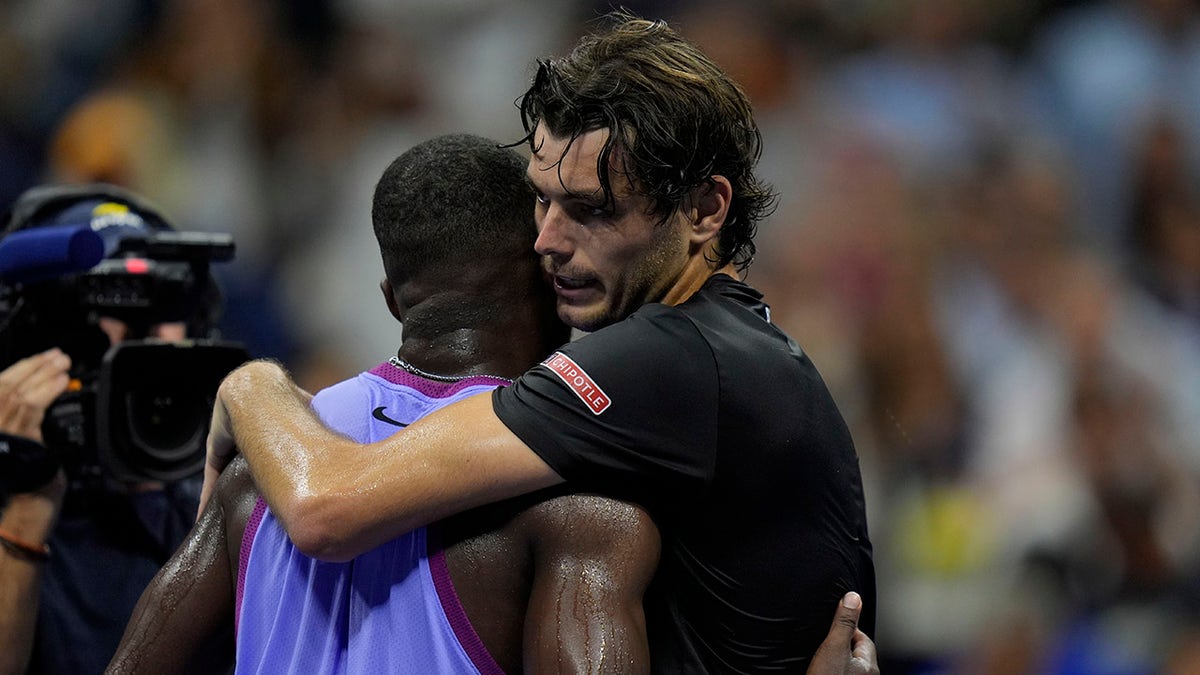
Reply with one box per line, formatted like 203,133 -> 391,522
534,204 -> 573,259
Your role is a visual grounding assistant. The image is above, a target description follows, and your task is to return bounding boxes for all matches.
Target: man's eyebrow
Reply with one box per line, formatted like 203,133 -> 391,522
565,186 -> 605,203
526,168 -> 605,203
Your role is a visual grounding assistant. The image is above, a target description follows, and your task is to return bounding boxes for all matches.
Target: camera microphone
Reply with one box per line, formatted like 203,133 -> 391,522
0,225 -> 105,285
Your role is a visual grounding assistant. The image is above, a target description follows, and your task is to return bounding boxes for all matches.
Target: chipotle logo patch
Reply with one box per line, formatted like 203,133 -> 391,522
542,352 -> 611,415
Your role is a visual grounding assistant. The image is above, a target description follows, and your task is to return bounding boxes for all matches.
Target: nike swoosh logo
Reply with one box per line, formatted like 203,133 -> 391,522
372,407 -> 408,428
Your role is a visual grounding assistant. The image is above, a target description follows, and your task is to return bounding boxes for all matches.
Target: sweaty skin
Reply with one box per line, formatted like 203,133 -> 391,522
196,124 -> 879,670
199,127 -> 733,562
118,453 -> 872,674
203,361 -> 559,561
111,454 -> 661,674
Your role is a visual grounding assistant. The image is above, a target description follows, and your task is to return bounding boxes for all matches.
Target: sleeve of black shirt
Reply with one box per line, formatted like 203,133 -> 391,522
492,306 -> 719,515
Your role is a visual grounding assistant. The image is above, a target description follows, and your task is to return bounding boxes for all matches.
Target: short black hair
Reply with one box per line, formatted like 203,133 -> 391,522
372,134 -> 535,287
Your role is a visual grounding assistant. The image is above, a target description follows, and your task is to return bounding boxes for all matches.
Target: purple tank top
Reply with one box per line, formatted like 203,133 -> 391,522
234,362 -> 511,674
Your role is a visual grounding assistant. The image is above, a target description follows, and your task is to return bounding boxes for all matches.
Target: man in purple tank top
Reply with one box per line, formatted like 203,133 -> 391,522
106,135 -> 875,674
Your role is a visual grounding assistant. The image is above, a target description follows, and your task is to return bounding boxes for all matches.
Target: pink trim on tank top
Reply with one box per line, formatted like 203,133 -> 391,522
427,530 -> 507,675
368,361 -> 513,399
235,496 -> 269,637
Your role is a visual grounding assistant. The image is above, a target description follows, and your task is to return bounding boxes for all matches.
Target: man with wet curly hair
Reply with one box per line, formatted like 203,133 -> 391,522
203,11 -> 876,671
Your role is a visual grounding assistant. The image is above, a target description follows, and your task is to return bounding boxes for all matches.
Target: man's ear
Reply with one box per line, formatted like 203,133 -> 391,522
687,175 -> 731,247
381,279 -> 403,322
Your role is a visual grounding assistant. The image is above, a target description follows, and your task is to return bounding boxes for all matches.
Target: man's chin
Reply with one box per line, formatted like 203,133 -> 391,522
557,303 -> 611,334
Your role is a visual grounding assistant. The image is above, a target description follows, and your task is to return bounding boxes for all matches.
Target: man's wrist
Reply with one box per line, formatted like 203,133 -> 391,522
221,360 -> 289,409
0,526 -> 51,562
0,433 -> 60,492
0,492 -> 60,544
211,359 -> 292,471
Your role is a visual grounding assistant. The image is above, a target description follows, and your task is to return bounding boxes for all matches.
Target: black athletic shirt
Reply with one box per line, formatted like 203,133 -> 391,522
493,274 -> 875,673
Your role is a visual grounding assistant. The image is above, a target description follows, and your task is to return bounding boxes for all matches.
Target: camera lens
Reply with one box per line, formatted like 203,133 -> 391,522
98,340 -> 247,482
125,388 -> 207,459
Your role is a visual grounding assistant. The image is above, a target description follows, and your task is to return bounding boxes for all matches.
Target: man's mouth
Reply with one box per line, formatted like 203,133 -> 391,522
553,275 -> 591,290
547,272 -> 600,303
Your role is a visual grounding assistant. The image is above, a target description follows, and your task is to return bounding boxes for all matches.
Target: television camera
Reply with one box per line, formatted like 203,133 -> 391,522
0,184 -> 248,494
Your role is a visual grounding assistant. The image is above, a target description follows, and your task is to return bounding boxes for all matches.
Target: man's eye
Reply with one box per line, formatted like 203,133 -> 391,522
576,202 -> 610,219
534,192 -> 549,205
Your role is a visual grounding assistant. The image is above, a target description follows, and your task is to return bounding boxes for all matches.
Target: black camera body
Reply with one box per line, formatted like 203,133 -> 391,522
38,339 -> 248,486
0,184 -> 248,493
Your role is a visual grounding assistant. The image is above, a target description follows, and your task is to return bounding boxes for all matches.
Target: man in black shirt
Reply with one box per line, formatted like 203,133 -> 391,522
202,11 -> 875,671
112,134 -> 874,674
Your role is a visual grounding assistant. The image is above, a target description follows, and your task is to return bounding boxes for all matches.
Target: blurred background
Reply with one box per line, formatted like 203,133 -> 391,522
2,0 -> 1199,671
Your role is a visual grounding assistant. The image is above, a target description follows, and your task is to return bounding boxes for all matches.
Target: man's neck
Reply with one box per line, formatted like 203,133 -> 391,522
659,261 -> 739,307
397,328 -> 535,382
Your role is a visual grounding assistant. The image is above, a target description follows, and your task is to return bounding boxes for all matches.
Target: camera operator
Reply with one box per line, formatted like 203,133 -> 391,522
0,184 -> 245,674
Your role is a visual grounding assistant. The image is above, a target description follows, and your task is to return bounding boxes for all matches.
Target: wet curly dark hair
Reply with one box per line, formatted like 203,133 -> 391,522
515,10 -> 776,271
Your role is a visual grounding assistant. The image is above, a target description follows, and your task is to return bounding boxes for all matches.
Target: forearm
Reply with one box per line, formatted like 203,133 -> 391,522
0,488 -> 60,674
218,360 -> 326,541
0,558 -> 41,675
221,361 -> 561,561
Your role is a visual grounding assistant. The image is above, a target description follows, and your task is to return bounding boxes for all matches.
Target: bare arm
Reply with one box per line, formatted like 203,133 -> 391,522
521,495 -> 660,674
0,349 -> 70,674
0,476 -> 63,675
107,456 -> 257,674
204,360 -> 561,561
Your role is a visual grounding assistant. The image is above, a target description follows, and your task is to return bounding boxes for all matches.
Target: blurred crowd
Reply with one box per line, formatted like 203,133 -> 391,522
2,0 -> 1199,672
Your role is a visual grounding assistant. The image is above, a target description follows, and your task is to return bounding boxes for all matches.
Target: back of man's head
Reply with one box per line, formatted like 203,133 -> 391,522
370,134 -> 565,351
372,134 -> 534,289
516,9 -> 776,272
